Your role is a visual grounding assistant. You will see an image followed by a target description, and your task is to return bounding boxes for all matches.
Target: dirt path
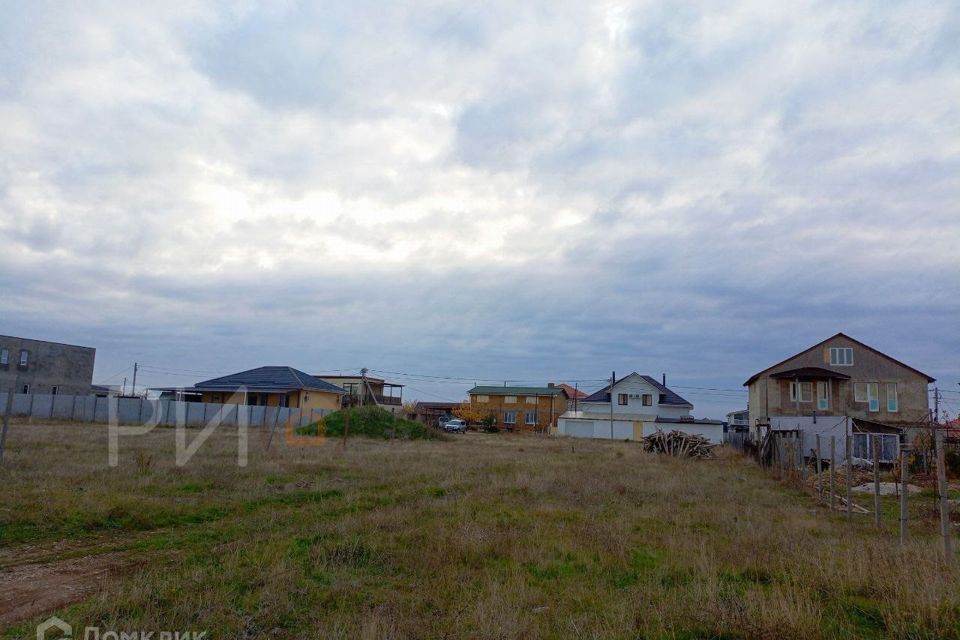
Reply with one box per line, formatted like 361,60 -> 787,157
0,553 -> 129,627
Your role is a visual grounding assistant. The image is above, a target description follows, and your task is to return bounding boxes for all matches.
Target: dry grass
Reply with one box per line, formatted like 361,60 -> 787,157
1,423 -> 958,639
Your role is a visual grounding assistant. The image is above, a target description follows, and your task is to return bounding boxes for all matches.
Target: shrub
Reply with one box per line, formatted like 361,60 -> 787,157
296,406 -> 444,441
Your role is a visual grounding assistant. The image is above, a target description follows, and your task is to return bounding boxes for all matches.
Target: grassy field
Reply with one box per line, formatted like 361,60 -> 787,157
1,421 -> 958,639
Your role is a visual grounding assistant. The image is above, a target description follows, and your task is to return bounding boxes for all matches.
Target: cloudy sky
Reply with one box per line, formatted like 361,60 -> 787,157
1,1 -> 958,418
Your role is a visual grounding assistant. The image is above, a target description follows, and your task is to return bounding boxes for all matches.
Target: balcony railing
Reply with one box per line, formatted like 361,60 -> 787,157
344,392 -> 401,406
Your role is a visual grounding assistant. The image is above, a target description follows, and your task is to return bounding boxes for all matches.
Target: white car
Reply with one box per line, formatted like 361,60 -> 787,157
443,418 -> 467,433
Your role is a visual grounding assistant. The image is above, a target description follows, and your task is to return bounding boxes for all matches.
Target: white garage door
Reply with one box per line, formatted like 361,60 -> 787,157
565,420 -> 595,438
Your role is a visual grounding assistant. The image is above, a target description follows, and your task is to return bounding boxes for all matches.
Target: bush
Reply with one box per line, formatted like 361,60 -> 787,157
296,406 -> 444,441
946,450 -> 960,479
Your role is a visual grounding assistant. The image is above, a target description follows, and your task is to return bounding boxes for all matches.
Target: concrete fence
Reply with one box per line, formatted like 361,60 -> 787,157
0,392 -> 331,428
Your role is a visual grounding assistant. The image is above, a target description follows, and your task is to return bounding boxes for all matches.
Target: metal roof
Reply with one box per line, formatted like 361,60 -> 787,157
582,373 -> 692,406
192,366 -> 347,394
468,385 -> 566,397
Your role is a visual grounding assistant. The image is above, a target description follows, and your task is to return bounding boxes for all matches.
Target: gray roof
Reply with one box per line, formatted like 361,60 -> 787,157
582,373 -> 692,406
654,416 -> 723,425
192,366 -> 346,394
468,385 -> 566,397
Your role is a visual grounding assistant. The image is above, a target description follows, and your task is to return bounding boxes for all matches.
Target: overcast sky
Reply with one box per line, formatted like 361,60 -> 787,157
1,1 -> 958,418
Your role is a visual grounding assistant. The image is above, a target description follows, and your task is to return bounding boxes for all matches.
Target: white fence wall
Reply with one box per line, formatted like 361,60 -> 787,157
0,392 -> 330,428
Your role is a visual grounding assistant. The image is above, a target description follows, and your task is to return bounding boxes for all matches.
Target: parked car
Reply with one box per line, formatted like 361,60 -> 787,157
443,418 -> 467,433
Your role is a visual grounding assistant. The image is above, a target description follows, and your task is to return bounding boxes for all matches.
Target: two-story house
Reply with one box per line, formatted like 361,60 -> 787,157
0,334 -> 96,396
744,333 -> 934,462
466,385 -> 569,432
315,373 -> 404,414
556,372 -> 723,443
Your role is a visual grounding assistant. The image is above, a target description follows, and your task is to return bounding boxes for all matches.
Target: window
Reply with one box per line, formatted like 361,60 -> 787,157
830,347 -> 853,366
854,382 -> 868,403
817,382 -> 829,410
789,381 -> 812,402
21,384 -> 29,394
642,394 -> 652,406
19,350 -> 28,367
853,433 -> 899,462
617,393 -> 628,406
867,383 -> 879,412
525,411 -> 537,425
278,395 -> 289,408
886,383 -> 898,412
526,396 -> 538,404
0,349 -> 7,365
476,395 -> 489,402
51,386 -> 58,395
504,411 -> 516,424
504,396 -> 517,403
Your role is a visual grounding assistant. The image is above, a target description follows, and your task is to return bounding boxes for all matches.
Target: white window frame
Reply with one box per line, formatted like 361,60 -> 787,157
886,383 -> 898,412
19,349 -> 28,367
817,381 -> 829,410
867,383 -> 879,412
503,411 -> 516,425
525,396 -> 538,405
830,347 -> 853,366
524,411 -> 537,425
0,349 -> 7,365
789,381 -> 812,403
854,382 -> 868,403
617,393 -> 628,406
642,394 -> 652,406
504,395 -> 517,404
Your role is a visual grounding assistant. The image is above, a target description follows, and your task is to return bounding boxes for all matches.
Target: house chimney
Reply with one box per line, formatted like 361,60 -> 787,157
548,383 -> 555,388
662,373 -> 666,386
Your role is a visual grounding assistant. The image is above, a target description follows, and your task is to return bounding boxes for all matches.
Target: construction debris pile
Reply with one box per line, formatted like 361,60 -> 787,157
643,430 -> 716,459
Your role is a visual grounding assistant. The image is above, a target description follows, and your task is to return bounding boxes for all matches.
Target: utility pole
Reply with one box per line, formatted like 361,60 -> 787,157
574,382 -> 579,413
360,368 -> 367,407
131,362 -> 138,397
934,386 -> 940,424
609,370 -> 615,439
122,377 -> 127,396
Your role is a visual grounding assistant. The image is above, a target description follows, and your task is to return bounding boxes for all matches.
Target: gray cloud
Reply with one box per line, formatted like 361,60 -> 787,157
0,0 -> 958,419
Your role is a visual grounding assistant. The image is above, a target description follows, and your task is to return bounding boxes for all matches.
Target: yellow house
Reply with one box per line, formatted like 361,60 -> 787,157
192,366 -> 345,411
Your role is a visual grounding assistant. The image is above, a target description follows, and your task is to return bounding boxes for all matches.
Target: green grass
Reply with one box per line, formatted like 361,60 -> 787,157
0,424 -> 958,639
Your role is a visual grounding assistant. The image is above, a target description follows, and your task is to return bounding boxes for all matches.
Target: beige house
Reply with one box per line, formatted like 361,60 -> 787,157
315,374 -> 403,414
192,366 -> 345,412
744,333 -> 934,433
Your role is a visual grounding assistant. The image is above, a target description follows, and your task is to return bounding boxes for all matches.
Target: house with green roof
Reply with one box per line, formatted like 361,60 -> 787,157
467,384 -> 569,432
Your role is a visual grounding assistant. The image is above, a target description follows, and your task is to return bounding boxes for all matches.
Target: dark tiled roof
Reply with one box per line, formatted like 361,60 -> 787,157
582,373 -> 692,406
192,366 -> 346,394
468,386 -> 566,397
414,401 -> 460,410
